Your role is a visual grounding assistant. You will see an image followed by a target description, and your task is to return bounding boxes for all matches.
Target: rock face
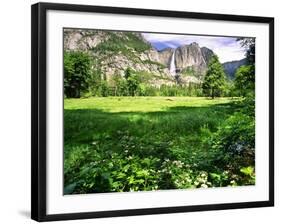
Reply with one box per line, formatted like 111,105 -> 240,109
176,43 -> 203,68
223,58 -> 247,79
152,43 -> 214,75
175,43 -> 213,74
64,29 -> 175,85
201,47 -> 215,65
64,29 -> 109,50
64,29 -> 223,86
157,48 -> 174,67
152,43 -> 215,84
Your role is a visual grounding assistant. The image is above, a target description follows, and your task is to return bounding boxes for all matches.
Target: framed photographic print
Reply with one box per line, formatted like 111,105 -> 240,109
31,2 -> 274,222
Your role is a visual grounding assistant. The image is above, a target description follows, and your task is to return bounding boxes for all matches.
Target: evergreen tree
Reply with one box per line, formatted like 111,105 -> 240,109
202,55 -> 226,99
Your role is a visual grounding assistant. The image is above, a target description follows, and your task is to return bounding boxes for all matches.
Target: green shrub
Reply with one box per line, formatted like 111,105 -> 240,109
206,111 -> 255,186
211,112 -> 254,155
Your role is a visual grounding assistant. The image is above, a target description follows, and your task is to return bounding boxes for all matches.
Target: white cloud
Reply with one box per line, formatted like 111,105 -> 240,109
142,33 -> 246,63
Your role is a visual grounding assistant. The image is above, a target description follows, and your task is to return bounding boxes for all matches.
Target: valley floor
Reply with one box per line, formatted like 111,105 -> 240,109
64,96 -> 251,194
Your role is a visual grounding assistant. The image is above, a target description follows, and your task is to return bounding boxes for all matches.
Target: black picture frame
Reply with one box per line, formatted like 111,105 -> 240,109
31,2 -> 274,222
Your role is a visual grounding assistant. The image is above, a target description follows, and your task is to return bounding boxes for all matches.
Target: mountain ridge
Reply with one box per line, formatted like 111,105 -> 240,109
222,58 -> 248,79
64,29 -> 246,85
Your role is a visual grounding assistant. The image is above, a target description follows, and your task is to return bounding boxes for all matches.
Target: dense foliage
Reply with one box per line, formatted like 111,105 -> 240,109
64,51 -> 92,98
205,105 -> 255,186
206,37 -> 256,186
234,37 -> 255,97
64,97 -> 255,194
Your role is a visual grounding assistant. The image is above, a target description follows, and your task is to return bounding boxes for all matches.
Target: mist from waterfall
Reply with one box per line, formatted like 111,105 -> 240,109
169,50 -> 176,76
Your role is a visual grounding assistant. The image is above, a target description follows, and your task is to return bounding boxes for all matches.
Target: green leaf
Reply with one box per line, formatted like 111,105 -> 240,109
210,173 -> 221,181
128,176 -> 135,184
240,166 -> 254,176
122,164 -> 130,172
116,172 -> 126,179
136,170 -> 149,177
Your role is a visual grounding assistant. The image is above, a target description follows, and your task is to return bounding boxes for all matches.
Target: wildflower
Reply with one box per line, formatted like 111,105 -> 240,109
194,181 -> 199,186
201,184 -> 208,188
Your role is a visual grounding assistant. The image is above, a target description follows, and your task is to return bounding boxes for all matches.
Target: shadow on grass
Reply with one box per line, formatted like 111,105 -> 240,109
64,101 -> 239,146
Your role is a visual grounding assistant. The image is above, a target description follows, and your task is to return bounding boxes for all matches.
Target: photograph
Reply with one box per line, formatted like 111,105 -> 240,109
63,28 -> 256,195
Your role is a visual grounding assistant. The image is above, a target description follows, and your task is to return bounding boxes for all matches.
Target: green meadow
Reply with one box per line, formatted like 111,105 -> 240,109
64,97 -> 255,194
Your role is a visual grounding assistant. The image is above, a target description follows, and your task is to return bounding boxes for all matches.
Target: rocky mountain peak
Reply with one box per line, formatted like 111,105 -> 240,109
175,43 -> 205,68
190,42 -> 200,47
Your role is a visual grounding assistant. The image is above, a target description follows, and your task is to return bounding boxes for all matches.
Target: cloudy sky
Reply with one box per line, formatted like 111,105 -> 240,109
142,33 -> 246,63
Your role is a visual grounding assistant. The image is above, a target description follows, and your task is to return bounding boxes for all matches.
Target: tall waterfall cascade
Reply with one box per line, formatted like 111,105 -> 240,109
169,50 -> 176,76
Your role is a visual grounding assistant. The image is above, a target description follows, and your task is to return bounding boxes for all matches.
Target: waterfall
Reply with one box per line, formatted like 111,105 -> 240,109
169,50 -> 176,76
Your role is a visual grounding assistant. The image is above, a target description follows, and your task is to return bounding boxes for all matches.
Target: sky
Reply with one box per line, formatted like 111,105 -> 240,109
142,33 -> 246,63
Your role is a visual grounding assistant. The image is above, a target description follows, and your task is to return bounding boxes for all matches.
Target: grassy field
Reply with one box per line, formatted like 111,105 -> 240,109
64,97 -> 246,194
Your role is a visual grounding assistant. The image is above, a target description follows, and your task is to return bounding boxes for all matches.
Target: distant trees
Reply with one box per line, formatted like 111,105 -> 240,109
202,55 -> 226,99
111,73 -> 126,96
63,52 -> 255,99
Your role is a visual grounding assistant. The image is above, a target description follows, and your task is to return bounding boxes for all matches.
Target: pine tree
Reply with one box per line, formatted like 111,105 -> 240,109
202,55 -> 226,99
